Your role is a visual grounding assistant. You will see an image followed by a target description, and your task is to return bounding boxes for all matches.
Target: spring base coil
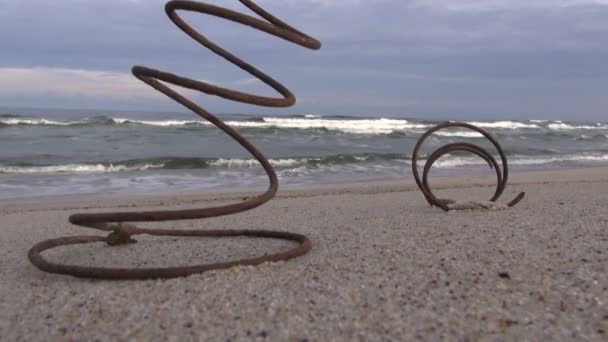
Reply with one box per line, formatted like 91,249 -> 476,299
28,0 -> 321,280
29,228 -> 311,280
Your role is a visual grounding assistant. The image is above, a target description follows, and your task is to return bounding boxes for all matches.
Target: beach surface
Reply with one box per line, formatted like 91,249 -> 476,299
1,167 -> 607,341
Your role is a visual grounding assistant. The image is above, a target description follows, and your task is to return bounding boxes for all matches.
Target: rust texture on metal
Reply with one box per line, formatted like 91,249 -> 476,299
28,0 -> 321,280
411,122 -> 525,211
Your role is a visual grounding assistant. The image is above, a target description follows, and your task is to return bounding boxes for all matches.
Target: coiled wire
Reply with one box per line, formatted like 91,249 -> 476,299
412,122 -> 525,211
28,0 -> 321,280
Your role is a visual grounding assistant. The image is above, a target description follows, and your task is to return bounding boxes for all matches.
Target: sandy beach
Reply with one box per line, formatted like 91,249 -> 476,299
1,167 -> 607,341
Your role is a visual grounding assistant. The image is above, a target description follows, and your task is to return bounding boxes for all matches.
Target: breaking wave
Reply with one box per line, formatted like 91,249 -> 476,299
547,122 -> 608,130
0,154 -> 405,174
464,120 -> 540,129
3,152 -> 607,175
2,114 -> 607,136
431,154 -> 608,168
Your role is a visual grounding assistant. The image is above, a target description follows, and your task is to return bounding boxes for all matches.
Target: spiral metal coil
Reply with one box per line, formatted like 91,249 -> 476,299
412,122 -> 525,211
28,0 -> 321,280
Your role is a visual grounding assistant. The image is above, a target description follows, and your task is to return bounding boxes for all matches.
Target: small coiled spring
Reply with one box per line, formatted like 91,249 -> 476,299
28,0 -> 321,280
412,122 -> 525,211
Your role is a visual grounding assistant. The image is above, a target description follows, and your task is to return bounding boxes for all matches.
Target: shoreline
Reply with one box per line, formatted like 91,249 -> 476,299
2,165 -> 607,213
2,153 -> 608,202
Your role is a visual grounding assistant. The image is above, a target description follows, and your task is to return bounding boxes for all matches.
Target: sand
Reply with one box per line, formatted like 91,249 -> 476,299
1,167 -> 607,341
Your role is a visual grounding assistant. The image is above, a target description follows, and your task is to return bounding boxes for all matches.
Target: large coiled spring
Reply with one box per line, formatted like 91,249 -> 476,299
412,122 -> 525,211
28,0 -> 321,280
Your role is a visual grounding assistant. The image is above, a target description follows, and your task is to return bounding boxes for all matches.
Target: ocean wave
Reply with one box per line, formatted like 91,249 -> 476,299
113,118 -> 201,127
512,154 -> 608,165
3,115 -> 607,138
209,158 -> 304,168
192,154 -> 409,169
0,154 -> 409,175
135,117 -> 430,134
0,115 -> 116,127
258,117 -> 430,134
434,131 -> 484,138
3,152 -> 608,175
0,115 -> 432,134
0,118 -> 83,126
576,134 -> 607,142
431,154 -> 608,168
86,116 -> 434,134
547,122 -> 607,130
464,121 -> 540,129
0,163 -> 164,174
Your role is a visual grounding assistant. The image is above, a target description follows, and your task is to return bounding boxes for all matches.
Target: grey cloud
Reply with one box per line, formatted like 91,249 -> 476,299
0,0 -> 607,120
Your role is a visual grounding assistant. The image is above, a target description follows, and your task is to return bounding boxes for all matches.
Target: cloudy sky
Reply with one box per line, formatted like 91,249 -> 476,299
1,0 -> 607,120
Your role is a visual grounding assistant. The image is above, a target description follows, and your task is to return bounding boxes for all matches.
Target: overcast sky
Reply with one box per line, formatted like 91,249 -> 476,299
1,0 -> 607,120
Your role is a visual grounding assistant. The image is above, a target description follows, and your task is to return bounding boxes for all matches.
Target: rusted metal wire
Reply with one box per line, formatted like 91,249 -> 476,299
412,122 -> 525,211
28,0 -> 321,280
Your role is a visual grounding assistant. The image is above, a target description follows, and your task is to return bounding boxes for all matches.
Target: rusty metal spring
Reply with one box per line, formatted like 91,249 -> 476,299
412,122 -> 525,211
28,0 -> 321,280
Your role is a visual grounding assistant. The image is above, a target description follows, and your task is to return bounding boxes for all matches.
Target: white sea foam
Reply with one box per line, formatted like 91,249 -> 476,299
0,163 -> 163,174
0,155 -> 399,175
208,158 -> 308,168
111,117 -> 431,134
5,116 -> 607,135
113,118 -> 200,126
120,117 -> 431,134
0,158 -> 312,174
430,154 -> 608,168
434,131 -> 484,138
257,117 -> 430,134
465,121 -> 540,129
579,134 -> 608,140
547,122 -> 607,130
0,118 -> 83,126
3,152 -> 608,186
548,122 -> 577,130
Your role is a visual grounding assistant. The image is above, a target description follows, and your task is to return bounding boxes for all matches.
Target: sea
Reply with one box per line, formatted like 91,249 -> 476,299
1,107 -> 607,200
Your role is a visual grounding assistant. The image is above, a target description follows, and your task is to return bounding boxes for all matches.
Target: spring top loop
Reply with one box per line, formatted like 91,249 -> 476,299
71,0 -> 321,229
